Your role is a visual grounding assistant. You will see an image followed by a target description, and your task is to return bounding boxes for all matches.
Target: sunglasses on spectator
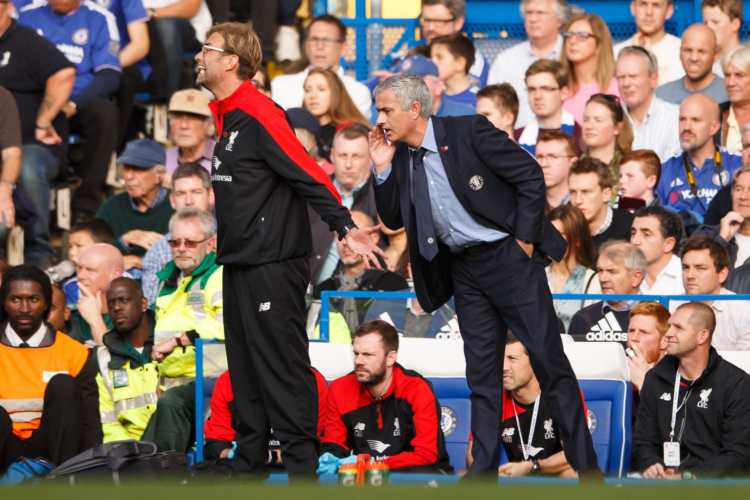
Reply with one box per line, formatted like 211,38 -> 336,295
168,237 -> 211,249
562,31 -> 597,42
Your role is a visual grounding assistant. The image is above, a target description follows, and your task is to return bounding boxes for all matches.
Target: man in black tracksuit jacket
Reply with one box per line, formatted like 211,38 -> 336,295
196,23 -> 379,478
634,303 -> 750,478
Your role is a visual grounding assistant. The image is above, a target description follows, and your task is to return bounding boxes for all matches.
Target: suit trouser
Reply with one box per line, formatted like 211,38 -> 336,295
0,374 -> 83,472
223,258 -> 319,479
450,237 -> 599,475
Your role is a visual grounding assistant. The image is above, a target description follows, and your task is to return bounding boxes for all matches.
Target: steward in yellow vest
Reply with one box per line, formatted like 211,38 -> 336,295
143,208 -> 222,452
0,266 -> 101,472
96,278 -> 159,442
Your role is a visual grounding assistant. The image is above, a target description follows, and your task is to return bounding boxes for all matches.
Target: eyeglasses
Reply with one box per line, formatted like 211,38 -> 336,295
562,31 -> 597,42
536,153 -> 573,162
419,16 -> 456,26
201,44 -> 233,56
527,85 -> 560,94
306,36 -> 343,46
167,237 -> 211,249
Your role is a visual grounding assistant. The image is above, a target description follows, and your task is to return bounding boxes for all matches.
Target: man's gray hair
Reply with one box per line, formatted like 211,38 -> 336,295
599,240 -> 647,274
168,208 -> 217,237
374,75 -> 432,119
617,45 -> 658,75
520,0 -> 569,23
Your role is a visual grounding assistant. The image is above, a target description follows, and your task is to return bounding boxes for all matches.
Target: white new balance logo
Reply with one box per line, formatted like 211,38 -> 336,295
660,393 -> 672,401
585,311 -> 628,342
258,301 -> 271,312
367,440 -> 391,454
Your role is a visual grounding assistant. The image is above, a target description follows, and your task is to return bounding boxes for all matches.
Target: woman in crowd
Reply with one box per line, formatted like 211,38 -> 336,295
302,68 -> 370,161
546,204 -> 601,333
561,13 -> 619,125
720,45 -> 750,154
582,93 -> 633,182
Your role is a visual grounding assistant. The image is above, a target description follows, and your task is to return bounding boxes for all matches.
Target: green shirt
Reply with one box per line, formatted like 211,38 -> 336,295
68,310 -> 113,344
96,190 -> 174,257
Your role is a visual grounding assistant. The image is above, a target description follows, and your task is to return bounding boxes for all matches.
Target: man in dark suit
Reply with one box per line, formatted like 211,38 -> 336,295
369,74 -> 599,477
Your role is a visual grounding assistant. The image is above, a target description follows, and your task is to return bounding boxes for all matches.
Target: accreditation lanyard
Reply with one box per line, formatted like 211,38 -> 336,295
669,370 -> 692,442
513,395 -> 541,461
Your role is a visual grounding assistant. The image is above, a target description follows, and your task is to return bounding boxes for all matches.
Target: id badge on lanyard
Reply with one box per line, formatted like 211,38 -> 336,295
664,370 -> 689,468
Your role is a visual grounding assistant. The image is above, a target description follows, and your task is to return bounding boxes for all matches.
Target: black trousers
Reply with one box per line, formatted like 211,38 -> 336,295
0,374 -> 83,473
69,98 -> 119,216
451,238 -> 599,475
223,257 -> 319,479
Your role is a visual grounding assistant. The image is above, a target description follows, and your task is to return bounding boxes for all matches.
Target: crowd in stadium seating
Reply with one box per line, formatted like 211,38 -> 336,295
3,0 -> 750,480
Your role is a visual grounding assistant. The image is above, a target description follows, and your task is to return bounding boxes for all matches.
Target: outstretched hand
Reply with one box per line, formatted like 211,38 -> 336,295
345,226 -> 386,270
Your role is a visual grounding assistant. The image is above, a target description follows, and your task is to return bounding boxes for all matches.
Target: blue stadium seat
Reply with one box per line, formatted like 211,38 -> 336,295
429,377 -> 471,471
580,379 -> 632,477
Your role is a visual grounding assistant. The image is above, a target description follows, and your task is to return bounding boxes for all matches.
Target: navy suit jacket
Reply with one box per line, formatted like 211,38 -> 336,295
374,115 -> 567,312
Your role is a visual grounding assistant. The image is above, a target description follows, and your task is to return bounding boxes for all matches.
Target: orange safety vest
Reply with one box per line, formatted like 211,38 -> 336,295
0,331 -> 89,439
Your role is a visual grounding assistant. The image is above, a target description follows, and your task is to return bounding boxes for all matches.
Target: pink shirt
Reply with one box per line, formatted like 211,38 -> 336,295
563,80 -> 620,125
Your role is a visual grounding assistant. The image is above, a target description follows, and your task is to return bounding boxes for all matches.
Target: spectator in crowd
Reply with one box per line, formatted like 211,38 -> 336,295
488,0 -> 565,127
560,13 -> 619,125
476,84 -> 518,138
141,163 -> 214,305
430,33 -> 479,109
517,59 -> 579,154
61,219 -> 117,306
287,107 -> 327,171
719,45 -> 750,155
19,0 -> 121,222
634,302 -> 750,478
569,157 -> 635,248
656,24 -> 728,106
568,240 -> 646,344
630,205 -> 685,295
204,368 -> 328,466
658,94 -> 742,222
618,149 -> 661,207
96,139 -> 174,269
0,265 -> 101,472
614,0 -> 683,86
98,0 -> 150,149
702,122 -> 750,226
310,125 -> 376,285
313,211 -> 408,333
616,46 -> 681,162
271,15 -> 371,117
143,208 -> 223,453
96,277 -> 158,442
0,2 -> 75,266
0,87 -> 20,240
466,332 -> 577,477
395,55 -> 474,117
546,204 -> 601,332
581,93 -> 633,181
380,220 -> 408,274
165,89 -> 215,179
726,260 -> 750,293
302,68 -> 370,162
702,0 -> 742,77
680,236 -> 750,350
694,166 -> 750,269
318,320 -> 452,474
626,301 -> 669,393
69,243 -> 124,345
144,0 -> 212,98
251,67 -> 272,98
48,284 -> 70,334
537,130 -> 579,209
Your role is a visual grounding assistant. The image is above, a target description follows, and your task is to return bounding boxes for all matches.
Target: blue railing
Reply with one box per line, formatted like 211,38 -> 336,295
312,0 -> 750,81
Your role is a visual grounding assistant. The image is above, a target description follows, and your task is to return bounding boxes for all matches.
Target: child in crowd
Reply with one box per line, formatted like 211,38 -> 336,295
63,220 -> 117,307
430,33 -> 480,109
618,149 -> 661,207
476,84 -> 519,139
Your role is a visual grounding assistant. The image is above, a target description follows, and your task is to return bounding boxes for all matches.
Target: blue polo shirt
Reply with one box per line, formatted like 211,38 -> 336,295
19,0 -> 121,97
657,150 -> 742,221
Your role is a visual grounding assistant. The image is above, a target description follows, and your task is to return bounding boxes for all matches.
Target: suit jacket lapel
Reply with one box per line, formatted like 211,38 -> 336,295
431,117 -> 469,208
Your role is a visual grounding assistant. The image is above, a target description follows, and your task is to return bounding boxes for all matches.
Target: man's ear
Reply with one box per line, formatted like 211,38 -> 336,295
386,349 -> 398,368
141,296 -> 148,313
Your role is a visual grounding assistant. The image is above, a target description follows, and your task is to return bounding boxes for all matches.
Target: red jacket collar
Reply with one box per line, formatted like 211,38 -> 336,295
208,80 -> 258,136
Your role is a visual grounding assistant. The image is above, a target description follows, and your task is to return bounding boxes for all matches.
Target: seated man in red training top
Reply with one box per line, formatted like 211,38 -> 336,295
467,332 -> 579,477
318,320 -> 452,474
204,367 -> 328,467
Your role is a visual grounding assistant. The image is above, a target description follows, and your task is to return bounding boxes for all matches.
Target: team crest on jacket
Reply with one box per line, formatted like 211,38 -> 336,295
469,175 -> 484,191
354,422 -> 365,437
225,130 -> 239,151
697,388 -> 712,408
73,28 -> 88,45
543,418 -> 555,440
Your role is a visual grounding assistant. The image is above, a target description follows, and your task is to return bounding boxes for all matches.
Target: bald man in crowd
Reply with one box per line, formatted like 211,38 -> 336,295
69,243 -> 125,345
656,24 -> 728,105
657,94 -> 742,221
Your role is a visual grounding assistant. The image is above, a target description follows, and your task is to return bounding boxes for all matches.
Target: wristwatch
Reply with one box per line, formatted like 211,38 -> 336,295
531,459 -> 540,473
338,223 -> 357,241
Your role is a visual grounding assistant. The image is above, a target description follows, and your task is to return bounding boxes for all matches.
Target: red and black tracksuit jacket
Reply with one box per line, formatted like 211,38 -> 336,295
321,363 -> 452,472
209,80 -> 353,266
204,368 -> 329,463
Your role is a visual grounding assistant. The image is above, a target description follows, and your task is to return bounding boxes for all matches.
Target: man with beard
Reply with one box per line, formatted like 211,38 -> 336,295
318,320 -> 452,473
